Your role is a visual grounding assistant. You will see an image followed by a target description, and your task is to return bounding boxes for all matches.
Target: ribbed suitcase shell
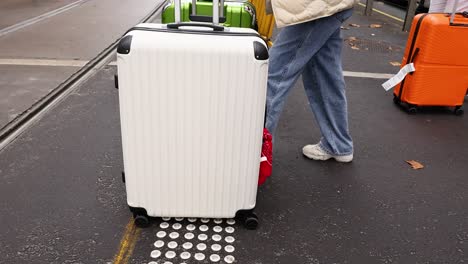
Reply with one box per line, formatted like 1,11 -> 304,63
117,24 -> 268,218
394,14 -> 468,107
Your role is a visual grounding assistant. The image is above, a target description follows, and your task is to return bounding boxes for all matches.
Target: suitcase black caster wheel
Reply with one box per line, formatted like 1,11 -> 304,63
408,106 -> 418,114
134,215 -> 150,228
393,95 -> 400,105
244,215 -> 259,230
454,107 -> 464,116
236,209 -> 259,230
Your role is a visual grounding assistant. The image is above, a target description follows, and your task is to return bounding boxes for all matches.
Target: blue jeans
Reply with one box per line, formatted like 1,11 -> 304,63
265,9 -> 354,156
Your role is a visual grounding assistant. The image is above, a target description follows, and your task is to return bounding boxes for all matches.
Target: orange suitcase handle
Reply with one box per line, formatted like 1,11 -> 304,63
449,0 -> 468,26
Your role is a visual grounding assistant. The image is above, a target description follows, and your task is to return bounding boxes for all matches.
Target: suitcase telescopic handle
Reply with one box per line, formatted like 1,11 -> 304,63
190,0 -> 226,24
449,0 -> 468,26
173,0 -> 225,25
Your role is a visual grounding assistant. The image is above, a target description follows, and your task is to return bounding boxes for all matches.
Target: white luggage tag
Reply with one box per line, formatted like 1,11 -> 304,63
381,63 -> 416,91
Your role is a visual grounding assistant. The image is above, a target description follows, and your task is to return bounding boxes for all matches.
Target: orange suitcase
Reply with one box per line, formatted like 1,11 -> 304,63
393,10 -> 468,115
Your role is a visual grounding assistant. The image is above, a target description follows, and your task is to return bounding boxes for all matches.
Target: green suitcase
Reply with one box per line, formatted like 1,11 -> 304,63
161,0 -> 257,29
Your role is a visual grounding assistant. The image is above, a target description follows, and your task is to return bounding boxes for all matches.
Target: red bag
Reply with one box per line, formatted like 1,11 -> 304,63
258,128 -> 273,186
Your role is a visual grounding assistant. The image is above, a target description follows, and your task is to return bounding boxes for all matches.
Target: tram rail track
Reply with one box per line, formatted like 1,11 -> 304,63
0,1 -> 167,152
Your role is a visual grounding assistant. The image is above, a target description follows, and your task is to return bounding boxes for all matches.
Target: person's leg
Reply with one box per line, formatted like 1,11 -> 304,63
301,9 -> 354,161
265,14 -> 344,136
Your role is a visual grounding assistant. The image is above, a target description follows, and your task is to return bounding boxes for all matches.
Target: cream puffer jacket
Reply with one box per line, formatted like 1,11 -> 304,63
266,0 -> 359,28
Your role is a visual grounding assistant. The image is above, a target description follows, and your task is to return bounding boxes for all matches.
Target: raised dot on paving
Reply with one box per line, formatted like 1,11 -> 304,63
167,241 -> 178,249
214,219 -> 223,224
148,261 -> 158,264
210,254 -> 221,262
150,250 -> 161,258
211,244 -> 222,251
225,227 -> 235,233
194,253 -> 205,261
198,234 -> 208,241
225,245 -> 235,253
224,255 -> 235,263
160,222 -> 169,229
188,218 -> 197,223
154,240 -> 165,248
212,234 -> 222,242
184,232 -> 195,240
175,217 -> 184,221
180,252 -> 191,260
172,223 -> 182,230
169,232 -> 179,239
213,226 -> 222,233
165,251 -> 176,259
199,225 -> 209,232
225,236 -> 235,243
183,242 -> 193,250
156,231 -> 167,238
201,218 -> 210,223
163,262 -> 173,264
196,243 -> 207,251
162,217 -> 171,221
186,224 -> 196,231
227,219 -> 235,225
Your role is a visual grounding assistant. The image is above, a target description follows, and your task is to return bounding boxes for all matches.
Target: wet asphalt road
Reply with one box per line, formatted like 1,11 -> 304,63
0,4 -> 467,264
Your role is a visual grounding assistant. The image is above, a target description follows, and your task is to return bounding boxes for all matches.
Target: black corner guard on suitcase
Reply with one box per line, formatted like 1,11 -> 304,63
117,35 -> 133,55
253,41 -> 268,60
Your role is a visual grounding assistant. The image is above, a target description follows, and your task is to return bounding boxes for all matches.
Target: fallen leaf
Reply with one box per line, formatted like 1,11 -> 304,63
406,160 -> 424,170
370,24 -> 383,28
347,36 -> 357,41
341,26 -> 350,30
351,46 -> 360,50
349,23 -> 360,28
390,61 -> 401,67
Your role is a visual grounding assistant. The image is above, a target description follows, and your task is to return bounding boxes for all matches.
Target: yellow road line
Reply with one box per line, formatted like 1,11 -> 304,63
358,2 -> 405,23
113,219 -> 142,264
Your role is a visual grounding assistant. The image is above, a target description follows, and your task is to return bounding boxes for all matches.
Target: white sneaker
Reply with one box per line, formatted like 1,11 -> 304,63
302,144 -> 353,163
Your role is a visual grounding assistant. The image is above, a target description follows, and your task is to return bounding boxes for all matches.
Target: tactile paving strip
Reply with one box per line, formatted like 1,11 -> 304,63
147,218 -> 237,264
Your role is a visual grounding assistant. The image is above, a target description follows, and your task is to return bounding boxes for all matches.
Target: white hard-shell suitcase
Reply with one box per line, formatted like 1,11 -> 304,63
116,0 -> 269,229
